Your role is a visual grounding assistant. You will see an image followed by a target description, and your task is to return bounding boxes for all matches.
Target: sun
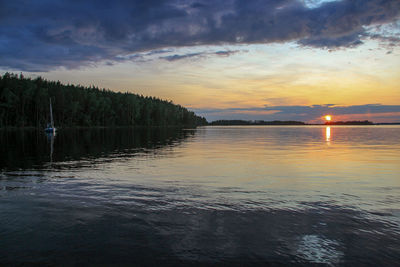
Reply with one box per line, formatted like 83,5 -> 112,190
324,115 -> 332,121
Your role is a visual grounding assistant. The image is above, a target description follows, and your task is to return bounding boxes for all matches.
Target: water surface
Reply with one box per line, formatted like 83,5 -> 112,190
1,126 -> 400,265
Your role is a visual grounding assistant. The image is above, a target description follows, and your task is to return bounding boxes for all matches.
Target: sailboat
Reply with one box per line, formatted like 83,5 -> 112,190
45,98 -> 56,134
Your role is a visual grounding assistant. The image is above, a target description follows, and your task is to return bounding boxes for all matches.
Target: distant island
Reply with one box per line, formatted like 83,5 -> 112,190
0,73 -> 207,128
324,120 -> 374,125
210,120 -> 306,125
210,120 -> 392,126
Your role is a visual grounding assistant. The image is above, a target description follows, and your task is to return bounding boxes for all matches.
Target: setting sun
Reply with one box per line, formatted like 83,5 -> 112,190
324,115 -> 332,121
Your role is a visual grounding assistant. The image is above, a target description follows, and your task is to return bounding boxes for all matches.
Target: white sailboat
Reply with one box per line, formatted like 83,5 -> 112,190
45,98 -> 56,134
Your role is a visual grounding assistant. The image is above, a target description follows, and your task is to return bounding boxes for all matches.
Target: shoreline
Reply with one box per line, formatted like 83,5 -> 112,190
2,124 -> 400,130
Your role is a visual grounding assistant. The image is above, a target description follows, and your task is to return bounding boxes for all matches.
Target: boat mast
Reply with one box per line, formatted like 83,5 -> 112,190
49,98 -> 54,128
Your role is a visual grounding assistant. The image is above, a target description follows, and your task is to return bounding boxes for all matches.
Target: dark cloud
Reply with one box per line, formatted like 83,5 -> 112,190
190,2 -> 208,9
215,50 -> 240,56
0,0 -> 399,71
161,52 -> 203,61
160,50 -> 241,61
193,104 -> 400,122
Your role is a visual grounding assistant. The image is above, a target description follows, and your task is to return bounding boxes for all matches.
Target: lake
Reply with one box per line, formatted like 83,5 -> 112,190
1,126 -> 400,265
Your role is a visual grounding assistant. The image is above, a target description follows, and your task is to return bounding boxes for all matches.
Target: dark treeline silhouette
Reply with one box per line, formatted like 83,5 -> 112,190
0,73 -> 207,128
212,120 -> 379,126
210,120 -> 306,125
325,120 -> 374,125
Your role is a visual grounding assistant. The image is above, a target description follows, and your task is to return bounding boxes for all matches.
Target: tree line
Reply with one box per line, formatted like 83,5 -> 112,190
210,120 -> 306,125
325,121 -> 373,125
0,73 -> 207,128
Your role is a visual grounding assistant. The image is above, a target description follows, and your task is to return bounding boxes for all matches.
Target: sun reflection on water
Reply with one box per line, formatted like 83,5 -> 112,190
326,126 -> 331,142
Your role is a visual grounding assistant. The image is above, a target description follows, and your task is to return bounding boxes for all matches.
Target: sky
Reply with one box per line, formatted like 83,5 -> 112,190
0,0 -> 399,123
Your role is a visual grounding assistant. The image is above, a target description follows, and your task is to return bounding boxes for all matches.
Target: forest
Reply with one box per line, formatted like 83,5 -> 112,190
0,73 -> 207,128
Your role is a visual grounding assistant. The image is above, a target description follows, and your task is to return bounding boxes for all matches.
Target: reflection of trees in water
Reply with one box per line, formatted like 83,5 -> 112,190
0,128 -> 194,170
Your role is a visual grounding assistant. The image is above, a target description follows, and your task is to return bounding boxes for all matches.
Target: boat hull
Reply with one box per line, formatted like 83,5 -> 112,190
45,127 -> 56,134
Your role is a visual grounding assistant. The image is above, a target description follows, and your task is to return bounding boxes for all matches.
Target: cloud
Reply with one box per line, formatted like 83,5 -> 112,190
160,50 -> 241,61
145,49 -> 175,56
193,104 -> 400,122
214,50 -> 240,56
161,52 -> 204,61
0,0 -> 399,71
301,0 -> 339,9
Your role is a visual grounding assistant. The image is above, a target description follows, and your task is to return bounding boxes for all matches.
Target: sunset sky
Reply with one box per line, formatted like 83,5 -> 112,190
1,0 -> 399,122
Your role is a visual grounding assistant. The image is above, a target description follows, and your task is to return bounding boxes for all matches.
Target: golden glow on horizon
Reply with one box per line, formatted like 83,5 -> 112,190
324,115 -> 332,121
24,41 -> 400,122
